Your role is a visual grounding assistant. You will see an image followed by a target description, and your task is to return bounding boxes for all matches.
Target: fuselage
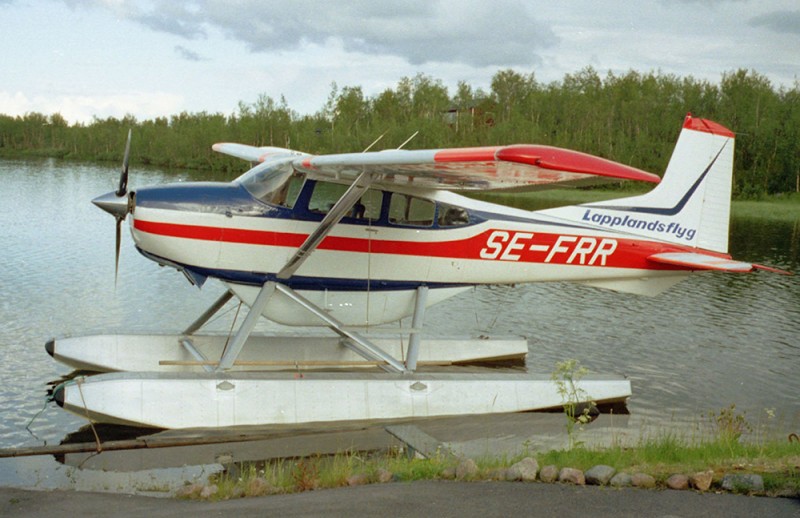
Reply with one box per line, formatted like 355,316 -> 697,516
127,174 -> 695,326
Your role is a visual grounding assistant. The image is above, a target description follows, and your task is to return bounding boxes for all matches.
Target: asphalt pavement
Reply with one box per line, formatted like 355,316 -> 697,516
3,480 -> 799,518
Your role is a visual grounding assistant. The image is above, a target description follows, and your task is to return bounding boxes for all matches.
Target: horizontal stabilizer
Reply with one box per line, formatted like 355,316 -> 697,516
648,252 -> 791,274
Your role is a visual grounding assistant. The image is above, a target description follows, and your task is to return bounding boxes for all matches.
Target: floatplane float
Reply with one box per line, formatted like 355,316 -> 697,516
46,115 -> 786,429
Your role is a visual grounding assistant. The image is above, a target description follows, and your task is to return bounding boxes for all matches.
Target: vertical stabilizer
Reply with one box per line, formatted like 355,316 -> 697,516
540,115 -> 735,253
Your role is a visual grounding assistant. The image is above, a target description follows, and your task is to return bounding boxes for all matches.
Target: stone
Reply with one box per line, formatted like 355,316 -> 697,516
506,457 -> 539,481
585,465 -> 616,486
441,467 -> 457,479
631,473 -> 656,489
666,474 -> 689,490
175,483 -> 204,499
609,472 -> 632,488
539,465 -> 559,483
375,468 -> 393,484
721,474 -> 764,493
346,473 -> 369,486
199,484 -> 218,499
455,458 -> 479,480
689,470 -> 714,491
558,467 -> 585,485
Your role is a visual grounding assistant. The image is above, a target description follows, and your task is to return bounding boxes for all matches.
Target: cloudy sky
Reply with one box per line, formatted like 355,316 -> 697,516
1,0 -> 798,124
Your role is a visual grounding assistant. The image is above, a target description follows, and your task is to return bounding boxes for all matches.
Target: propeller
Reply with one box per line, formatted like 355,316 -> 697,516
92,129 -> 134,284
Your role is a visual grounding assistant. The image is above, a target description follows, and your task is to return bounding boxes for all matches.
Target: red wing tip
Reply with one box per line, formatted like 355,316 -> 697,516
497,145 -> 660,184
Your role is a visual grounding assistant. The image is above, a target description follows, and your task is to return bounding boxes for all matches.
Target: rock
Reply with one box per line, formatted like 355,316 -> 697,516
631,473 -> 656,489
609,472 -> 632,488
456,458 -> 479,480
506,457 -> 539,481
175,483 -> 204,499
375,468 -> 393,483
666,474 -> 689,490
441,467 -> 456,479
558,467 -> 585,485
199,484 -> 218,499
585,465 -> 616,486
689,470 -> 714,491
539,465 -> 559,483
721,474 -> 764,493
346,473 -> 369,486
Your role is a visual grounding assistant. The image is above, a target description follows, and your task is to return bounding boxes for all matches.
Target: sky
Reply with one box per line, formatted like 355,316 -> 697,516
1,0 -> 798,125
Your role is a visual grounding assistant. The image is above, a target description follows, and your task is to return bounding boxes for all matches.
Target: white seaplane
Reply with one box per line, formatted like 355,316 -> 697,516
47,114 -> 786,429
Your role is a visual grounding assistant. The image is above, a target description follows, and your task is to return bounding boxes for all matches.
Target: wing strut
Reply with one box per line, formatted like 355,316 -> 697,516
278,171 -> 373,279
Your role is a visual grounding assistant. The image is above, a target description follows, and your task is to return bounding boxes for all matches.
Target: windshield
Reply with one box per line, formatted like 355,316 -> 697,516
236,156 -> 301,206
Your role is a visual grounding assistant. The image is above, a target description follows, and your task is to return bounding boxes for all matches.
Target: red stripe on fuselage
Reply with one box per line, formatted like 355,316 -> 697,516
133,219 -> 694,270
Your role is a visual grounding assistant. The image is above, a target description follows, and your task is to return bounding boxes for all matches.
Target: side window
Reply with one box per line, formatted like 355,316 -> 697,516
308,182 -> 348,214
389,193 -> 434,227
350,189 -> 382,221
437,204 -> 469,227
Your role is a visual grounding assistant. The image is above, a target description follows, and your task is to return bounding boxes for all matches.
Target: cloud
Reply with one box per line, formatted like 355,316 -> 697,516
86,0 -> 557,68
174,45 -> 206,62
0,90 -> 184,125
749,10 -> 800,35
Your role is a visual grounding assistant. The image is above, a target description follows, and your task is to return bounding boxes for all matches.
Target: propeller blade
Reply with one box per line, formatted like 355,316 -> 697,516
116,129 -> 131,196
115,216 -> 122,285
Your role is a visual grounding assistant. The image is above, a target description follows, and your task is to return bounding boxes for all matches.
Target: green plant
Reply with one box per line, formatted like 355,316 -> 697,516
709,404 -> 752,443
551,359 -> 595,449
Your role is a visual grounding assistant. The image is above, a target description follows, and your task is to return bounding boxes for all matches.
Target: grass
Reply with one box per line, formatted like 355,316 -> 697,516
187,430 -> 800,500
184,404 -> 800,500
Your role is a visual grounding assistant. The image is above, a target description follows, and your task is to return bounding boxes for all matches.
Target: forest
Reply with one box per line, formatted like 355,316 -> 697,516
1,67 -> 798,198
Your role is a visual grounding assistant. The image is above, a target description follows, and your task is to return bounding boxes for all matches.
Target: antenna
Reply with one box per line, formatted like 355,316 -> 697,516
397,131 -> 419,150
362,131 -> 387,153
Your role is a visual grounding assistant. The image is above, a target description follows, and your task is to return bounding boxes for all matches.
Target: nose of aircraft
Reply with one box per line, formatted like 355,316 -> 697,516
92,191 -> 131,219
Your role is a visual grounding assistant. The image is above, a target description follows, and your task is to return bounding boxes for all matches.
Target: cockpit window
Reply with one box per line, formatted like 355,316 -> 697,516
267,174 -> 303,208
389,193 -> 434,227
308,181 -> 382,220
236,156 -> 301,207
309,182 -> 348,214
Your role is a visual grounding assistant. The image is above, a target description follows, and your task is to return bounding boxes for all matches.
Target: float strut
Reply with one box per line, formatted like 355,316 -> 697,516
216,282 -> 276,371
405,286 -> 428,371
183,291 -> 234,335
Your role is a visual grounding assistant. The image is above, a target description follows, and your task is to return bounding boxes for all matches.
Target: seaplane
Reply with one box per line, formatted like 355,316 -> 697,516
46,114 -> 786,429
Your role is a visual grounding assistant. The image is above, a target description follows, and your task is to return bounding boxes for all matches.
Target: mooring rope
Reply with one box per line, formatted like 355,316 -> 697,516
24,397 -> 49,444
75,378 -> 102,453
221,301 -> 243,353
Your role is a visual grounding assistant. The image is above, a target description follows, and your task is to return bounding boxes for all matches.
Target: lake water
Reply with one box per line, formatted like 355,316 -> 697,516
1,158 -> 798,455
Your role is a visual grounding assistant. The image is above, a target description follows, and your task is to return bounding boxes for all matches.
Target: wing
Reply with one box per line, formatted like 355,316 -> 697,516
212,143 -> 306,163
292,145 -> 661,191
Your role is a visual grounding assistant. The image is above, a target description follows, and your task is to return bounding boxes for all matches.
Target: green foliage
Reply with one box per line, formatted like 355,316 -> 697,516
708,404 -> 752,444
1,68 -> 799,197
551,359 -> 595,449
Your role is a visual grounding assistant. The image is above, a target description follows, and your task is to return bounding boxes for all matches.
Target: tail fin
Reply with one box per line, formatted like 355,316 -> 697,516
543,115 -> 735,253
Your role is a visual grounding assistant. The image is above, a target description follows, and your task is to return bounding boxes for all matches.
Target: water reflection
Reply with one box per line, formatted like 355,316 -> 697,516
0,158 -> 798,489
